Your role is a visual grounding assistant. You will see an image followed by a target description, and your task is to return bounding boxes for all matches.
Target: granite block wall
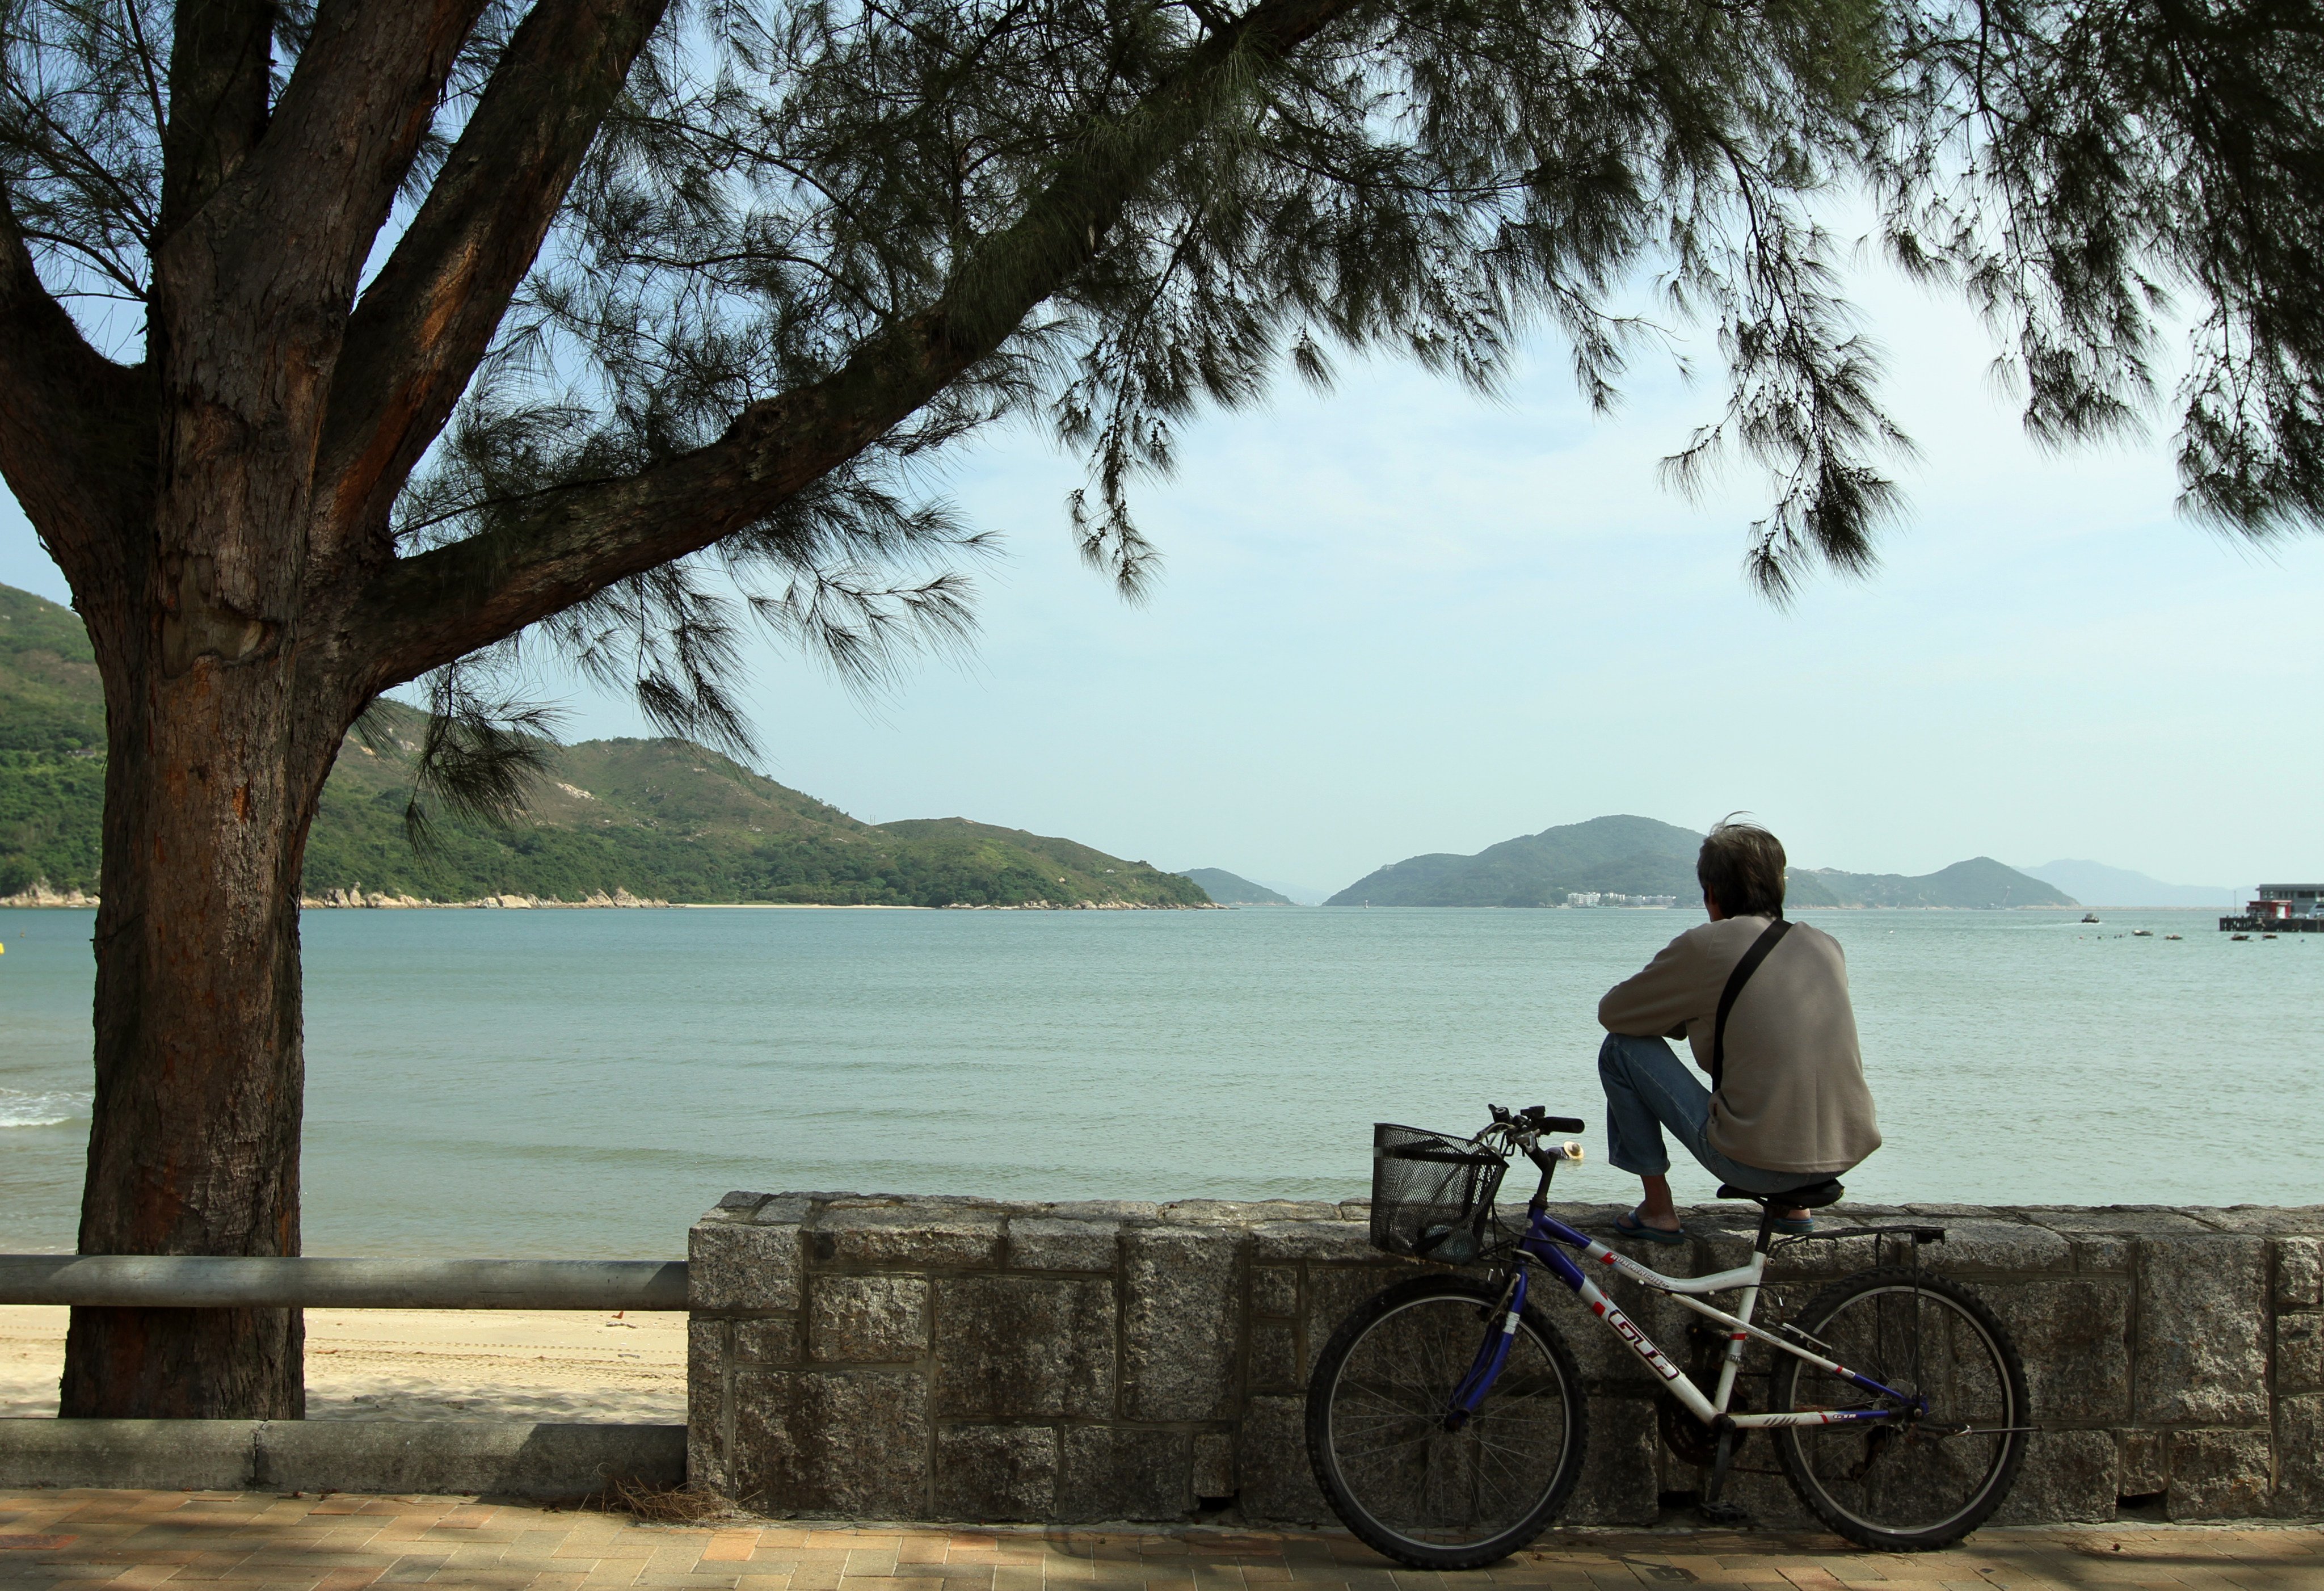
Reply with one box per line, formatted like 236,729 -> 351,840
687,1192 -> 2323,1527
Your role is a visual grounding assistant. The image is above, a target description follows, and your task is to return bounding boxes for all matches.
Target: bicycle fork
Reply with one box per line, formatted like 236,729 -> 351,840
1444,1266 -> 1531,1430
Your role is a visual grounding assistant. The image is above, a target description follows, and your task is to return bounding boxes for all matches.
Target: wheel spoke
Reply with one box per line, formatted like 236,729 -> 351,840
1319,1286 -> 1580,1559
1772,1277 -> 2024,1547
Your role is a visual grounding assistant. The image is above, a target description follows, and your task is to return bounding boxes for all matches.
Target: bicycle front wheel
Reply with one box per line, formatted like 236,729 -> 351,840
1769,1266 -> 2028,1551
1305,1272 -> 1586,1570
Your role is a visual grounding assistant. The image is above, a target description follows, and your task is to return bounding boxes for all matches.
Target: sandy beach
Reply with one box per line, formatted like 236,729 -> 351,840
0,1304 -> 684,1421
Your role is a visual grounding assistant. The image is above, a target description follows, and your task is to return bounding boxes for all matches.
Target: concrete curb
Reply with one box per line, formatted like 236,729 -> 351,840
0,1420 -> 684,1497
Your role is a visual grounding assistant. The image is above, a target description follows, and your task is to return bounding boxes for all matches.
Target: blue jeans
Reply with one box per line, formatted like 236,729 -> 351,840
1597,1032 -> 1834,1197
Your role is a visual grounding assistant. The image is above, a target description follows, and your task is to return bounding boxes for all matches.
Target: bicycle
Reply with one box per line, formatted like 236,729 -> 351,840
1304,1105 -> 2030,1568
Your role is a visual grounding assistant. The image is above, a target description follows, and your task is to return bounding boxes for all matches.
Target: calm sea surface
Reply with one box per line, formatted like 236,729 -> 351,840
1,905 -> 2314,1257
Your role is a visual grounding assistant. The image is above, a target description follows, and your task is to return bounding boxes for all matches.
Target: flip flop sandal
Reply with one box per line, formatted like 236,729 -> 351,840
1613,1207 -> 1689,1245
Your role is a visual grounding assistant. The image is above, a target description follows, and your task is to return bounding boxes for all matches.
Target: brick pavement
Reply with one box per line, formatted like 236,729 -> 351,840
0,1493 -> 2315,1591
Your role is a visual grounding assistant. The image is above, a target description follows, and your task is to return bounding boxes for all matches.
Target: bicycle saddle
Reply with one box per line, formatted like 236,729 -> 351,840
1716,1179 -> 1845,1208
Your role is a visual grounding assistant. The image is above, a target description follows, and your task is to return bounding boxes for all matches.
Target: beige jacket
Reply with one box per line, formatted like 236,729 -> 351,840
1597,915 -> 1880,1176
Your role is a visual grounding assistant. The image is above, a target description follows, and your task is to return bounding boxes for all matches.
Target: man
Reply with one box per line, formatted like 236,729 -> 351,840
1596,820 -> 1880,1241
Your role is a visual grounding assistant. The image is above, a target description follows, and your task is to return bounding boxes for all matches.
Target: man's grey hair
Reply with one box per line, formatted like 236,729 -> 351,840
1698,817 -> 1787,919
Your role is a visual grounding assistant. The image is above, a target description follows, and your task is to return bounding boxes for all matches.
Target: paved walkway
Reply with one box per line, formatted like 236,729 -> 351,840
0,1494 -> 2315,1591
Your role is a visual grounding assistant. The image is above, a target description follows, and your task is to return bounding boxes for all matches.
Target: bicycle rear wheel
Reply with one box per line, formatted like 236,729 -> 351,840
1305,1272 -> 1586,1569
1769,1266 -> 2028,1551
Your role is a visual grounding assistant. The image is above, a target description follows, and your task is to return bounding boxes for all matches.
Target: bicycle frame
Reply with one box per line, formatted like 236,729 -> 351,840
1454,1202 -> 1924,1430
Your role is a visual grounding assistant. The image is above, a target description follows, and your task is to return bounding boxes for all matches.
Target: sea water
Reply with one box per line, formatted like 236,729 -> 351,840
1,905 -> 2314,1257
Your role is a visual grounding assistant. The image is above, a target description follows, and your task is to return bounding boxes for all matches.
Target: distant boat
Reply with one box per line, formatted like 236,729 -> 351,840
2132,928 -> 2153,937
2265,933 -> 2279,940
2233,933 -> 2251,941
2081,912 -> 2100,923
2165,933 -> 2183,940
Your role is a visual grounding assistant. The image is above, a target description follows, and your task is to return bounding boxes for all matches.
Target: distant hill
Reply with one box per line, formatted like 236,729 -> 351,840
1329,815 -> 2077,909
1328,815 -> 1705,907
0,584 -> 104,895
1178,868 -> 1294,905
2020,859 -> 2233,909
1795,857 -> 2075,909
0,582 -> 1206,908
0,584 -> 102,754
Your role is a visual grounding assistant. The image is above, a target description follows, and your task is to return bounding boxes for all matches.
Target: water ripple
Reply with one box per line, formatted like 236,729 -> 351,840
0,1088 -> 91,1128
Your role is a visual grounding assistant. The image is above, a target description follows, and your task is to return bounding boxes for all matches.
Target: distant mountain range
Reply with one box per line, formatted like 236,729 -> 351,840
5,580 -> 2223,915
2018,859 -> 2234,909
0,582 -> 1207,908
1327,815 -> 2079,909
1177,868 -> 1294,905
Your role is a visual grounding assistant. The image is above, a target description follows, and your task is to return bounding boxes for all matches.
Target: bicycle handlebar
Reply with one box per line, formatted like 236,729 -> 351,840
1489,1104 -> 1587,1135
1481,1105 -> 1588,1184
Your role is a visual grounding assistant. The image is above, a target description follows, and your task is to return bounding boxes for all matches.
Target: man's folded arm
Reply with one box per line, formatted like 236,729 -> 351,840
1596,934 -> 1710,1039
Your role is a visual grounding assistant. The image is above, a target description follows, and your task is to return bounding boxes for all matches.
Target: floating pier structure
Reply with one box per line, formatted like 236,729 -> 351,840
2221,882 -> 2324,932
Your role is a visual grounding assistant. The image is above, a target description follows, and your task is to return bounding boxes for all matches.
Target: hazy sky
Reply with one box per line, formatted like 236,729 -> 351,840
7,249 -> 2318,899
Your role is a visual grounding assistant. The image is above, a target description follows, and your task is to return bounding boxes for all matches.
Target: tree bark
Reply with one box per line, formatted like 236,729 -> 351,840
24,0 -> 1353,1420
57,576 -> 350,1419
35,0 -> 497,1417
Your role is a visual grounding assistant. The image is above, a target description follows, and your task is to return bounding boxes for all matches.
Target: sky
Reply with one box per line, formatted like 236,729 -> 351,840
6,250 -> 2319,902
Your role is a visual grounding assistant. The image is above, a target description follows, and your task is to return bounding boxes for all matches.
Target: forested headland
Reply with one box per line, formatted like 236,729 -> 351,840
0,584 -> 1206,910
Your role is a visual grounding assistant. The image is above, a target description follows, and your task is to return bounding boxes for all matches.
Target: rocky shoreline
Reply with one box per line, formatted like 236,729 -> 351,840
0,883 -> 98,908
3,881 -> 1219,910
300,893 -> 1220,910
300,886 -> 675,909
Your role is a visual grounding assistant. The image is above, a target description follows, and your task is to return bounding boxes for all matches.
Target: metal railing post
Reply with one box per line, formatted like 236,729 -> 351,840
0,1256 -> 688,1311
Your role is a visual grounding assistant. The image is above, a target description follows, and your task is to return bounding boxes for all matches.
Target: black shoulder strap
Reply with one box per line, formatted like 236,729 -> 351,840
1711,918 -> 1792,1093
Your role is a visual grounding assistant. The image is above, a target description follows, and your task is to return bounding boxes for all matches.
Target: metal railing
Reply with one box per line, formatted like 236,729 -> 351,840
0,1256 -> 688,1311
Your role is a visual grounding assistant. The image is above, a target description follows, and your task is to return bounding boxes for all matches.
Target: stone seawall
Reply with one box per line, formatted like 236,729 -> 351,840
687,1193 -> 2323,1528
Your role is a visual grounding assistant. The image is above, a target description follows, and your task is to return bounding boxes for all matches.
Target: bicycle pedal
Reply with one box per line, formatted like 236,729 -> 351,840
1695,1500 -> 1755,1529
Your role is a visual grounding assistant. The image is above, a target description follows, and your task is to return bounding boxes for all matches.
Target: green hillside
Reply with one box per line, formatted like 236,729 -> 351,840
1329,815 -> 1706,907
1178,868 -> 1293,905
0,585 -> 105,894
0,582 -> 1207,908
1796,857 -> 2074,909
1328,814 -> 2076,909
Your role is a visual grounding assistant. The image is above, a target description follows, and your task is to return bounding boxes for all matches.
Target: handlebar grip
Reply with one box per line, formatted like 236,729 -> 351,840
1540,1115 -> 1585,1134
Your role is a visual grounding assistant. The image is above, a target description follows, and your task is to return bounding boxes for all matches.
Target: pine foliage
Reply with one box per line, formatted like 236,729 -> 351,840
3,0 -> 2321,810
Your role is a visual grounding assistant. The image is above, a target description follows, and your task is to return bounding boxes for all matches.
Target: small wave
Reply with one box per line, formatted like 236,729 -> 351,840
0,1088 -> 91,1128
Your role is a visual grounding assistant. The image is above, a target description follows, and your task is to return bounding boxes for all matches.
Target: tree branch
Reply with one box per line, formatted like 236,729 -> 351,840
315,0 -> 674,554
186,0 -> 495,301
358,0 -> 1359,687
158,0 -> 275,240
0,184 -> 150,595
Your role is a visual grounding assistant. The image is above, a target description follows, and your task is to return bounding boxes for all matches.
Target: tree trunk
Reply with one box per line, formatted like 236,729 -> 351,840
57,573 -> 346,1419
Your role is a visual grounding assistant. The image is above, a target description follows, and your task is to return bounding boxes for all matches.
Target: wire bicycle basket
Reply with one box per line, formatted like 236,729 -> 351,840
1369,1123 -> 1508,1264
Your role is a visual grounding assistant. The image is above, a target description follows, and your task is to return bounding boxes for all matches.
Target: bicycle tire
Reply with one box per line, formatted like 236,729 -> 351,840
1768,1265 -> 2028,1551
1305,1272 -> 1587,1569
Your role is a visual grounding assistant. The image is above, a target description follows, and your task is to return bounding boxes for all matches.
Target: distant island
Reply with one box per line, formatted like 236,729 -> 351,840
1177,868 -> 1294,905
2018,859 -> 2232,909
1328,814 -> 2078,910
0,582 -> 1210,910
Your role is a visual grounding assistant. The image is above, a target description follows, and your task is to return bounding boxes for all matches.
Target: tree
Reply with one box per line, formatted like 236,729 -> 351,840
2,0 -> 2318,1416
